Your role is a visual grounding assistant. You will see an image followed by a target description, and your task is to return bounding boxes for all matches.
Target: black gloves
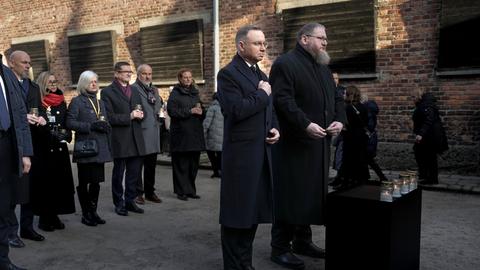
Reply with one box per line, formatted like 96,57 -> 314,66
51,129 -> 71,143
90,121 -> 111,133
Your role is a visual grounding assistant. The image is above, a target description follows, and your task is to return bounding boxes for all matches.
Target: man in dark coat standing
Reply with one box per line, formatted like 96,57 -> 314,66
269,23 -> 346,269
8,51 -> 47,246
217,25 -> 280,270
101,61 -> 146,216
1,54 -> 33,270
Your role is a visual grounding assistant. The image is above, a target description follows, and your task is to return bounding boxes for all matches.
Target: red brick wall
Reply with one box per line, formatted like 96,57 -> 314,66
1,0 -> 479,170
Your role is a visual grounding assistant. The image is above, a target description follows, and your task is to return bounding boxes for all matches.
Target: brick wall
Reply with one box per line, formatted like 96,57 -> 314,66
1,0 -> 478,173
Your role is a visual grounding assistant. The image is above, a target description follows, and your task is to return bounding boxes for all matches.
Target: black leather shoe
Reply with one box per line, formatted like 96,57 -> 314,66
52,216 -> 65,230
0,262 -> 27,270
81,212 -> 98,227
92,212 -> 106,225
115,205 -> 128,216
177,194 -> 188,201
8,236 -> 25,248
271,252 -> 305,270
20,230 -> 45,241
38,223 -> 55,232
125,202 -> 144,213
187,194 -> 201,199
292,242 -> 325,258
242,265 -> 255,270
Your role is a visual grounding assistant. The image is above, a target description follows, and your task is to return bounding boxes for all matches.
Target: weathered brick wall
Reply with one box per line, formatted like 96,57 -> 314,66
1,0 -> 478,173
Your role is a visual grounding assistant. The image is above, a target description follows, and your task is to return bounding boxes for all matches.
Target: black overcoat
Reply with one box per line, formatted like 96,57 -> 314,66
31,91 -> 76,215
167,84 -> 205,152
21,80 -> 48,205
270,44 -> 346,225
67,93 -> 113,164
217,54 -> 278,228
100,82 -> 145,158
0,64 -> 33,216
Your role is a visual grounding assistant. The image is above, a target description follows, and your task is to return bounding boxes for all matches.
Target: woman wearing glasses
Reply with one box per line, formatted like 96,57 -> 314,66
32,71 -> 75,231
67,71 -> 112,226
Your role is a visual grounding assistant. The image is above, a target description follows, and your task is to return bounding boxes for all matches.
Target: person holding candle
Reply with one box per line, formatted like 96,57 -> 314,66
67,70 -> 112,226
101,62 -> 146,215
32,71 -> 75,231
7,50 -> 47,245
167,68 -> 205,201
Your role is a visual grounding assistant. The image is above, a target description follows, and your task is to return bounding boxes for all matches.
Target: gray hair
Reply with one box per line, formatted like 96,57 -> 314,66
296,23 -> 325,42
76,70 -> 98,95
137,64 -> 152,74
235,25 -> 262,49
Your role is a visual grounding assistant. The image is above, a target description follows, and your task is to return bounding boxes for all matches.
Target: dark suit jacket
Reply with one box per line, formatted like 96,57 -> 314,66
217,54 -> 278,228
100,81 -> 145,158
0,63 -> 33,175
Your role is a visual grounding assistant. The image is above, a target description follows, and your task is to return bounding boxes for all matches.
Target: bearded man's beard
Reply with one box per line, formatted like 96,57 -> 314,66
314,50 -> 330,65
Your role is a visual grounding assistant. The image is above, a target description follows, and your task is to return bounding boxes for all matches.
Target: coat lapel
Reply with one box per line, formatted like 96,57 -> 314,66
111,82 -> 130,103
232,54 -> 259,89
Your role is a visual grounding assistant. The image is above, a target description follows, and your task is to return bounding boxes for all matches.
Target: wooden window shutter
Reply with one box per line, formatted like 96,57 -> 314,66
140,19 -> 204,82
11,40 -> 49,79
283,0 -> 375,74
438,0 -> 480,71
68,31 -> 116,84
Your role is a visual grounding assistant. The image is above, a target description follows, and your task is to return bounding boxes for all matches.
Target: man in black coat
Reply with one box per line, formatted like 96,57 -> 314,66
217,25 -> 280,270
8,51 -> 47,246
269,23 -> 346,269
1,54 -> 33,270
101,62 -> 146,216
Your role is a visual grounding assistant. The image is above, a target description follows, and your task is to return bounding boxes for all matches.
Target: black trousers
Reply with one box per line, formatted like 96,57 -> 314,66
271,223 -> 313,255
221,225 -> 258,270
367,156 -> 388,181
414,144 -> 438,183
207,151 -> 222,175
0,131 -> 15,264
137,153 -> 158,196
171,151 -> 200,196
111,156 -> 143,206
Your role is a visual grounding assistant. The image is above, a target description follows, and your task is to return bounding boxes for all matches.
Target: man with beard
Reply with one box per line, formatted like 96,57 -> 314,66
217,25 -> 279,270
269,23 -> 346,269
131,64 -> 163,204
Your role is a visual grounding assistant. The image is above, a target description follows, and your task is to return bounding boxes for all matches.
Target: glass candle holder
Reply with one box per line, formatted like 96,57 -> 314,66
30,107 -> 39,117
392,179 -> 402,198
400,173 -> 410,194
406,170 -> 418,190
380,181 -> 393,202
134,104 -> 143,111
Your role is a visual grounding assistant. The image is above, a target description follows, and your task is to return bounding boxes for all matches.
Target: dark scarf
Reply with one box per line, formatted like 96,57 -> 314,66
42,90 -> 64,108
137,79 -> 156,105
114,79 -> 131,98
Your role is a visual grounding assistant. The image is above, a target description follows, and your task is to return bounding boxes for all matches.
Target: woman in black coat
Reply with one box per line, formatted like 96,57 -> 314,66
167,69 -> 205,200
33,72 -> 76,231
334,86 -> 370,189
67,71 -> 112,226
412,91 -> 448,185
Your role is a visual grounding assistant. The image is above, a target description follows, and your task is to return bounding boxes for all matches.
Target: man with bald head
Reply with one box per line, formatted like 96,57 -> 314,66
8,51 -> 47,246
131,64 -> 163,204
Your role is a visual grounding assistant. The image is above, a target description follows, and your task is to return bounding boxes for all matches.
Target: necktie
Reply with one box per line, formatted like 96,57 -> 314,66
0,80 -> 11,130
250,65 -> 262,81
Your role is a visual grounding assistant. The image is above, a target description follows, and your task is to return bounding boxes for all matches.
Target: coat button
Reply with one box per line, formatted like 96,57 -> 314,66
59,148 -> 62,151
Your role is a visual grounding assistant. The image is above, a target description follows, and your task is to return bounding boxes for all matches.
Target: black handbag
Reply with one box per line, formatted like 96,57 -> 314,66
74,139 -> 98,158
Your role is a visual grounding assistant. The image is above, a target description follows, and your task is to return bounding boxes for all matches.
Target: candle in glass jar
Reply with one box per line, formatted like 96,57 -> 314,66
30,107 -> 39,117
380,182 -> 393,202
392,179 -> 402,198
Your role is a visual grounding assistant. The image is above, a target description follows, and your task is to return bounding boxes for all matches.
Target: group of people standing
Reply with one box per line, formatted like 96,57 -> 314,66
0,20 -> 449,270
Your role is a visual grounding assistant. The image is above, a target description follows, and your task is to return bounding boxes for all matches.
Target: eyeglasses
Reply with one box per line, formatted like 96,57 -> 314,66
117,70 -> 133,74
306,35 -> 328,42
48,80 -> 58,84
245,41 -> 269,48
